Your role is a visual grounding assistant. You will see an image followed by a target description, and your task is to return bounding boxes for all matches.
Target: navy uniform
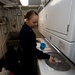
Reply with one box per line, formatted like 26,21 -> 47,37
19,22 -> 50,75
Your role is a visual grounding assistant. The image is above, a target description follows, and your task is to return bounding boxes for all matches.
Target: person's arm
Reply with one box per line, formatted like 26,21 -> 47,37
35,48 -> 50,59
35,48 -> 56,63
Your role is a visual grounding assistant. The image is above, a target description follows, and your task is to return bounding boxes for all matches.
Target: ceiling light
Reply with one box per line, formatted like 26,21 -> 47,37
50,0 -> 61,5
20,0 -> 29,6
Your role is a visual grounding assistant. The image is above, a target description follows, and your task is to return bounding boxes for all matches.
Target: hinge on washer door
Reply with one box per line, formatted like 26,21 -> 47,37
67,25 -> 69,32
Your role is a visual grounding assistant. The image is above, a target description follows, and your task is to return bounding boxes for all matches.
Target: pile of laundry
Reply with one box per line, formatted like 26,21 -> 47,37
0,67 -> 15,75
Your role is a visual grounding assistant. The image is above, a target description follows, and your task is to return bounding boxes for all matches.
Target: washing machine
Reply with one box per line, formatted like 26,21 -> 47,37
36,38 -> 75,75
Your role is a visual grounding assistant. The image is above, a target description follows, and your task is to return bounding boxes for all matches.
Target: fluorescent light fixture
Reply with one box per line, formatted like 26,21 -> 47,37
20,0 -> 29,6
50,0 -> 61,5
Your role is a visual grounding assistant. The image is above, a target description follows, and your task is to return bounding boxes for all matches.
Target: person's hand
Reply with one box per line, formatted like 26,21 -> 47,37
36,39 -> 41,43
37,40 -> 41,43
49,56 -> 56,64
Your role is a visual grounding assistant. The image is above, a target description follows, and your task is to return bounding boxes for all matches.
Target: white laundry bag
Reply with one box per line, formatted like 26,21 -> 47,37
0,67 -> 11,75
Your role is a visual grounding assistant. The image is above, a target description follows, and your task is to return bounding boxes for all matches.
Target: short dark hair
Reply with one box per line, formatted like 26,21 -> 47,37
25,10 -> 38,20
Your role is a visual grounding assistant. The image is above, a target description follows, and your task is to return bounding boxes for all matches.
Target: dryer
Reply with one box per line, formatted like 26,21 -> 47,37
38,0 -> 75,64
